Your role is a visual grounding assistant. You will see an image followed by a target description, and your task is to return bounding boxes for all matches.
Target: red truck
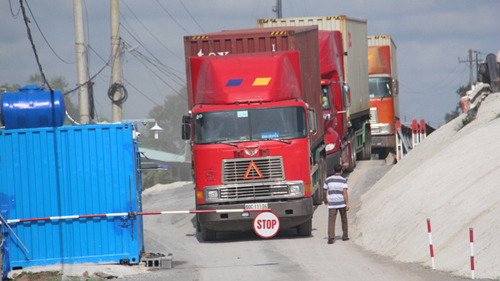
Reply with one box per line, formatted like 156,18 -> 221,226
259,16 -> 372,174
367,35 -> 399,159
181,26 -> 327,241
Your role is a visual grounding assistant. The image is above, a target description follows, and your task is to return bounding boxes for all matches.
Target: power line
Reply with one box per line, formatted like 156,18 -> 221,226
24,0 -> 75,65
400,64 -> 468,96
19,0 -> 52,92
121,0 -> 183,61
122,41 -> 185,86
178,0 -> 205,33
126,49 -> 187,101
155,0 -> 192,35
9,0 -> 21,19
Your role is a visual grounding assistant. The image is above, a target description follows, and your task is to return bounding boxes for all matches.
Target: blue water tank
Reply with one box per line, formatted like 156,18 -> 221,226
1,85 -> 66,129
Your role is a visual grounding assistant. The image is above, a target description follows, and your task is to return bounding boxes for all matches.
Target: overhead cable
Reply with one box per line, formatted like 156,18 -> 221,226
155,0 -> 191,35
24,0 -> 75,64
178,0 -> 205,33
121,1 -> 183,61
19,0 -> 52,92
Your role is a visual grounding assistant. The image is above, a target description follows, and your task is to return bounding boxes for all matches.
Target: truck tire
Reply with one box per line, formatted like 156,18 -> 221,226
312,186 -> 323,205
345,139 -> 356,173
312,156 -> 327,205
196,214 -> 201,233
201,226 -> 217,241
296,218 -> 312,237
359,124 -> 372,160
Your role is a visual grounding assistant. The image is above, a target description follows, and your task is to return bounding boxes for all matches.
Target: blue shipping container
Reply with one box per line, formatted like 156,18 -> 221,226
0,123 -> 144,272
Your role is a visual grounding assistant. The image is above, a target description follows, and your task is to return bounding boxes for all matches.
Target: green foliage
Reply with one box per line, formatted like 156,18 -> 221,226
445,83 -> 470,124
27,74 -> 80,125
98,116 -> 112,123
138,87 -> 188,188
141,169 -> 179,190
455,116 -> 472,131
140,87 -> 189,154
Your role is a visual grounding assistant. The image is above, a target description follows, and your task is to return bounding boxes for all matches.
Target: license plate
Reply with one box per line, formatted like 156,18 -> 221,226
245,203 -> 269,210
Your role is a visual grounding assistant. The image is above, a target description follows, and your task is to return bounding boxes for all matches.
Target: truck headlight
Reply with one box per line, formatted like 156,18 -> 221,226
290,184 -> 302,194
378,124 -> 391,134
325,143 -> 336,152
207,190 -> 219,199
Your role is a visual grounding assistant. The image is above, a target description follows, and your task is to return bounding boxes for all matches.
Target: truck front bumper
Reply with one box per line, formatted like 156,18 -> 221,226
197,197 -> 313,232
371,134 -> 395,148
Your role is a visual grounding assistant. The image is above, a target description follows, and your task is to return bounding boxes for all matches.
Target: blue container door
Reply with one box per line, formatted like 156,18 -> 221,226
0,124 -> 143,271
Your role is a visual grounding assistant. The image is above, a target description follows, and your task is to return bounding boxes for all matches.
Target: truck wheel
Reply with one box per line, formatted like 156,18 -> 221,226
312,186 -> 323,205
201,226 -> 217,241
312,157 -> 326,205
360,124 -> 372,160
345,139 -> 356,173
296,218 -> 312,237
196,214 -> 201,233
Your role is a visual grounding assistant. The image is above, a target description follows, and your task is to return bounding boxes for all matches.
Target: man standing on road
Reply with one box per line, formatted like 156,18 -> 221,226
323,163 -> 349,244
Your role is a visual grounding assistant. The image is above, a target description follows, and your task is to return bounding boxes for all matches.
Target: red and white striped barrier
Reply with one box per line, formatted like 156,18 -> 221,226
470,227 -> 475,279
426,218 -> 435,270
412,119 -> 419,148
0,208 -> 272,225
420,119 -> 426,142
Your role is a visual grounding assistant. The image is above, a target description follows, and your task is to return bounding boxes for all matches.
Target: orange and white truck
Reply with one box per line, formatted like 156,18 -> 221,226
367,35 -> 399,159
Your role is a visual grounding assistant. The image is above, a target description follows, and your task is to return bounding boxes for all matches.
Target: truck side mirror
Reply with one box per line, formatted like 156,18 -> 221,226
182,124 -> 191,140
308,107 -> 318,136
393,80 -> 399,95
181,115 -> 191,140
343,85 -> 351,108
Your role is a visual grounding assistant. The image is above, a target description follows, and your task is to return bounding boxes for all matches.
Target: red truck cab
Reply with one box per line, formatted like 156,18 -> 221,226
182,49 -> 325,241
318,31 -> 355,174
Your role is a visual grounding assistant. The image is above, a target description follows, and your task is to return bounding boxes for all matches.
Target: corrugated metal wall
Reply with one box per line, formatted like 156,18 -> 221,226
258,16 -> 370,119
0,124 -> 143,271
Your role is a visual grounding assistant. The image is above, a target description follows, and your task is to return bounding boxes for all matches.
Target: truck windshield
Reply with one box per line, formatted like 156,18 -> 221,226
369,77 -> 392,98
193,106 -> 307,144
321,85 -> 331,111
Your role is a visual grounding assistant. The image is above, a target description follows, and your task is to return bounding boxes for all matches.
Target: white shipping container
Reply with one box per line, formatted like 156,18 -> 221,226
258,16 -> 370,120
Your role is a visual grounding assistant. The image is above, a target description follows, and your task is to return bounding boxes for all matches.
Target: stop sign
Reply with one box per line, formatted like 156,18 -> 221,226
253,212 -> 280,238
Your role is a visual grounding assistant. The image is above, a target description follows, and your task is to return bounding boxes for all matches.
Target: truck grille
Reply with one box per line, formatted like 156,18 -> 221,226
220,184 -> 289,200
370,107 -> 378,123
222,156 -> 284,184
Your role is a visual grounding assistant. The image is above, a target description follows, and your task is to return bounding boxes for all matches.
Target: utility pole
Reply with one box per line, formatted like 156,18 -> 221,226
73,0 -> 89,124
110,0 -> 122,122
458,49 -> 474,89
273,0 -> 282,19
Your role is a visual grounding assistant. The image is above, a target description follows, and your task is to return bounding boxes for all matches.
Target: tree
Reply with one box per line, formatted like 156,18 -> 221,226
139,87 -> 188,189
27,74 -> 79,125
444,83 -> 470,123
140,87 -> 189,154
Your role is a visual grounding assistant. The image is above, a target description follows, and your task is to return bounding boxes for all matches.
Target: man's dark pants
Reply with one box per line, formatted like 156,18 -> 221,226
328,207 -> 348,240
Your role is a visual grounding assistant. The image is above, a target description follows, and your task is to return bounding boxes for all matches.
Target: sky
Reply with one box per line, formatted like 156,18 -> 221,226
1,0 -> 499,128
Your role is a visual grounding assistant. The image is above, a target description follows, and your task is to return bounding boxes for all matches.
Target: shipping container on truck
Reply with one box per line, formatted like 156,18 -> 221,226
367,35 -> 399,159
182,26 -> 326,241
258,16 -> 372,173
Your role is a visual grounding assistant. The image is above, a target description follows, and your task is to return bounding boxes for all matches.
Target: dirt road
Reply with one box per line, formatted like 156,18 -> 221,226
119,160 -> 463,281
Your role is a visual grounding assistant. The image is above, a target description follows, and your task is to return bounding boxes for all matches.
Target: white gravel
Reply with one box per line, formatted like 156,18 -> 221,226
352,92 -> 500,279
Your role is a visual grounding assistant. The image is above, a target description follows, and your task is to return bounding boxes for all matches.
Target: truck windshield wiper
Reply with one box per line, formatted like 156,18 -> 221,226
214,139 -> 239,147
267,138 -> 292,144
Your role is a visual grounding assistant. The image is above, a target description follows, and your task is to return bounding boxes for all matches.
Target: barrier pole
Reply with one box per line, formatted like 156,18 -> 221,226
426,218 -> 435,270
470,228 -> 475,279
412,119 -> 419,148
0,208 -> 272,224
